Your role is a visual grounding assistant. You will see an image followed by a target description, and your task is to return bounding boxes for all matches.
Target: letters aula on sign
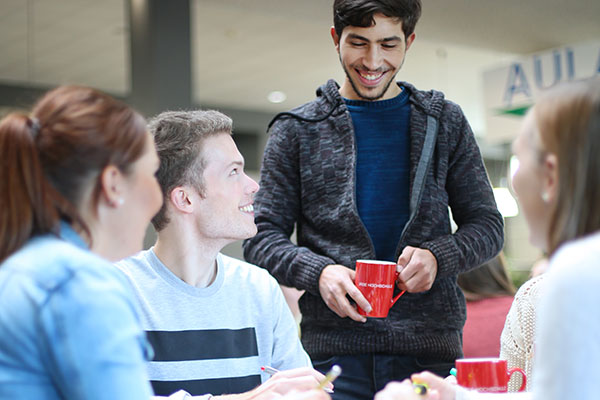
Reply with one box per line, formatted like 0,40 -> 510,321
504,46 -> 600,106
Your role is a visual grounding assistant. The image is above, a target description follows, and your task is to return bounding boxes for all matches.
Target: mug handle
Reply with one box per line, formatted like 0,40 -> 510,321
507,367 -> 527,392
390,271 -> 406,306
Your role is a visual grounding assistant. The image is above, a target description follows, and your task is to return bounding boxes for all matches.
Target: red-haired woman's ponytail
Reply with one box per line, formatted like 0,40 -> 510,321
0,114 -> 59,263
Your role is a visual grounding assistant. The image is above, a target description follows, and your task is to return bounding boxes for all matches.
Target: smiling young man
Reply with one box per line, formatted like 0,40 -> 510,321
336,12 -> 414,101
243,1 -> 504,399
115,110 -> 315,398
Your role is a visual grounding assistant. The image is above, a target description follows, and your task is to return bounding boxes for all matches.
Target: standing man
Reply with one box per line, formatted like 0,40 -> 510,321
243,1 -> 504,399
115,111 -> 320,398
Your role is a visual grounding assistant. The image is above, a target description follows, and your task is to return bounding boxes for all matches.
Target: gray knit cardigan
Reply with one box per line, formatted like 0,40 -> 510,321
243,79 -> 504,360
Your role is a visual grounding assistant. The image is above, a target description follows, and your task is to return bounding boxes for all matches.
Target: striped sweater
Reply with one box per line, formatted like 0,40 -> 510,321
243,79 -> 504,361
115,250 -> 311,396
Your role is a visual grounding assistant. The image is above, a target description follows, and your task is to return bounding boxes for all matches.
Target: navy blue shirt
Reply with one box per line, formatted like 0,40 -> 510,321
345,90 -> 411,261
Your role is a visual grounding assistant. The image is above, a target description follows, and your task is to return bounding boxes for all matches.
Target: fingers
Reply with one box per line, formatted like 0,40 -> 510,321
318,264 -> 368,323
396,248 -> 438,293
397,264 -> 426,292
255,366 -> 335,399
410,371 -> 454,400
399,273 -> 431,293
346,268 -> 371,319
345,282 -> 371,315
333,288 -> 368,323
348,268 -> 356,281
397,246 -> 416,268
396,246 -> 420,291
374,379 -> 421,400
444,375 -> 457,385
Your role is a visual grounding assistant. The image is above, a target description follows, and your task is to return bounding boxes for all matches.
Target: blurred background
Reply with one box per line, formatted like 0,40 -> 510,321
1,0 -> 599,285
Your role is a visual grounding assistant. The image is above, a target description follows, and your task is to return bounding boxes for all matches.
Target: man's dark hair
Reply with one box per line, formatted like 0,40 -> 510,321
147,110 -> 233,231
333,0 -> 422,39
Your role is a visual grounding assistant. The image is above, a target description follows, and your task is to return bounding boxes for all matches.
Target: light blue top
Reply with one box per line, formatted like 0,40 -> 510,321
0,223 -> 154,399
531,231 -> 600,400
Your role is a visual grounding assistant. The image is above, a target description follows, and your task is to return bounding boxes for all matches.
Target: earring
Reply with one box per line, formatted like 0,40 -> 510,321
541,191 -> 550,203
111,198 -> 124,207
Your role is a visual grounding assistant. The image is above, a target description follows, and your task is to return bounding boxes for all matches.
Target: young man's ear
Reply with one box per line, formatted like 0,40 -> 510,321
99,165 -> 125,208
169,187 -> 194,214
405,32 -> 416,51
330,26 -> 341,53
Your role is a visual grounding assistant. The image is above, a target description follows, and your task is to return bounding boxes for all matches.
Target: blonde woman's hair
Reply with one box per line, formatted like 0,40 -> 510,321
534,79 -> 600,255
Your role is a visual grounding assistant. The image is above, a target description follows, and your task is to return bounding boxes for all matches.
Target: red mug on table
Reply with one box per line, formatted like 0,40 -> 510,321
354,260 -> 405,318
456,358 -> 526,392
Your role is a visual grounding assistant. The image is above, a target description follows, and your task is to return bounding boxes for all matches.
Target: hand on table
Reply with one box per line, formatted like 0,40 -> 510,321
444,374 -> 457,385
244,367 -> 332,400
410,371 -> 457,400
318,264 -> 371,322
396,247 -> 438,293
374,378 -> 440,400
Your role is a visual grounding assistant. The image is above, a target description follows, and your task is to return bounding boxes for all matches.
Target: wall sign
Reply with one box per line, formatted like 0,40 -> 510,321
483,41 -> 600,144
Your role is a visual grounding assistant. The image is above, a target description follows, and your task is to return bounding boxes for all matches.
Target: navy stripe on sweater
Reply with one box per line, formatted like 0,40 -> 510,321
151,374 -> 261,396
146,328 -> 258,361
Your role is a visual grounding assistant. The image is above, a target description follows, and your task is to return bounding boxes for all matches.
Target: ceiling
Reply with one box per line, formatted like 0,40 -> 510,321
1,0 -> 599,115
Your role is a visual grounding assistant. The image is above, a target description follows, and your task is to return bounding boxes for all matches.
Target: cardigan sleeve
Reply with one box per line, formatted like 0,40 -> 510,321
422,104 -> 504,278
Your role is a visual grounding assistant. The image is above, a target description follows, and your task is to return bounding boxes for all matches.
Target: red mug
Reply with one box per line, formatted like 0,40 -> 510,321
355,260 -> 405,318
456,358 -> 526,392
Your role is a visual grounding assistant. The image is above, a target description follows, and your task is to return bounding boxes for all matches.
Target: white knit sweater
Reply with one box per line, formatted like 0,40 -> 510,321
499,275 -> 547,391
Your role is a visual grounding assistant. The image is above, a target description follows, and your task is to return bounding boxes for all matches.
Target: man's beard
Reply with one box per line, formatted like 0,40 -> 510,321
340,56 -> 403,101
